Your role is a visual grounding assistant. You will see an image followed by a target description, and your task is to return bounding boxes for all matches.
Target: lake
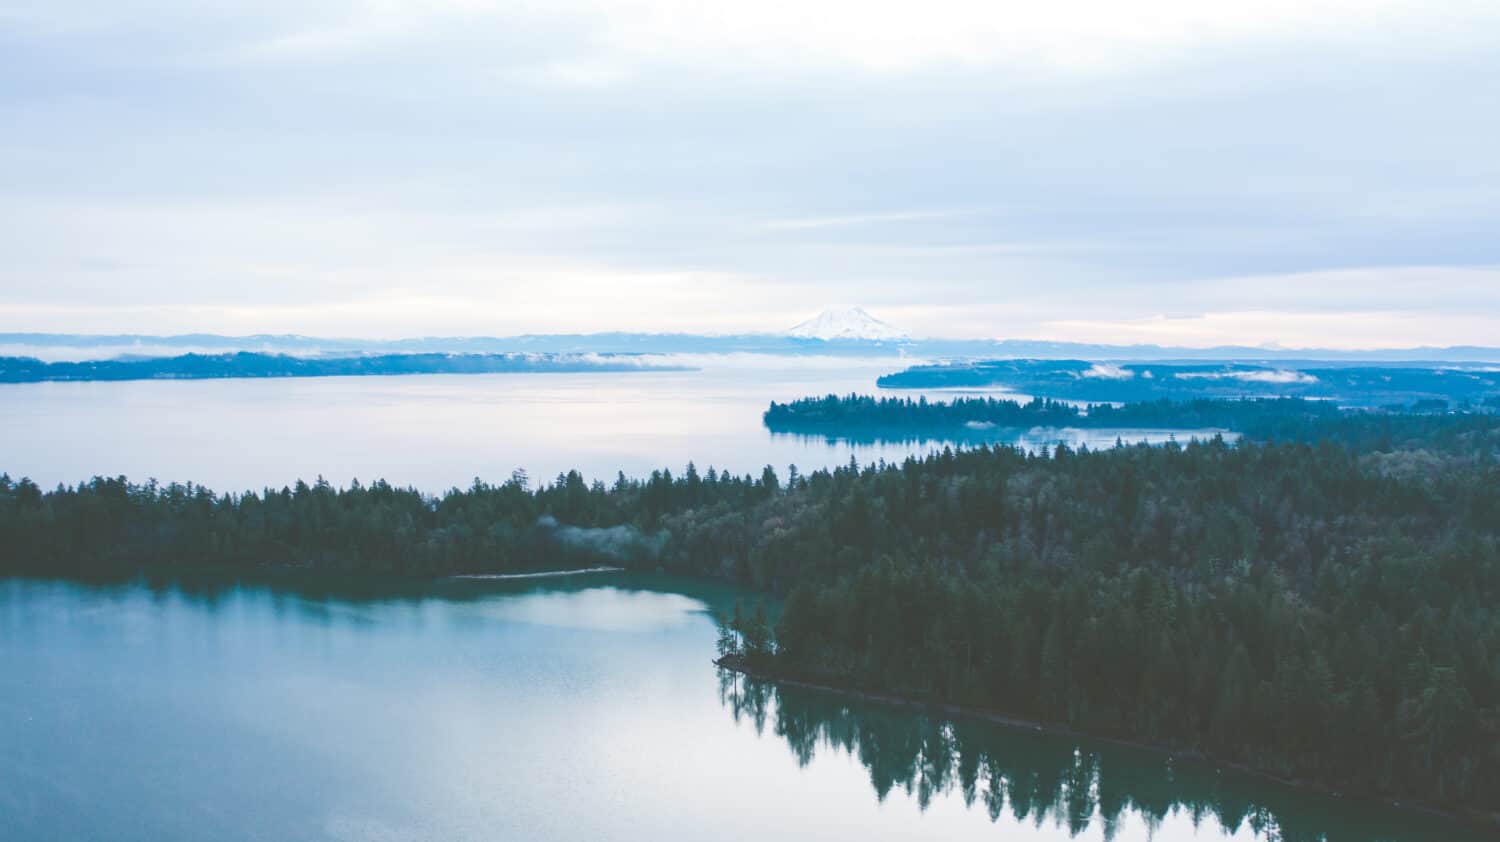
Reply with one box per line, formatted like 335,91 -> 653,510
0,361 -> 1224,493
0,574 -> 1480,842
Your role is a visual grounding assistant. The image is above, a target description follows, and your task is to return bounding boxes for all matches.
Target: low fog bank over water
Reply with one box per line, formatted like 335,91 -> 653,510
0,361 -> 1223,493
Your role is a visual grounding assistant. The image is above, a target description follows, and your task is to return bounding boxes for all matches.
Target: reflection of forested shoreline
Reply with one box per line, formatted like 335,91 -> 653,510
717,670 -> 1483,842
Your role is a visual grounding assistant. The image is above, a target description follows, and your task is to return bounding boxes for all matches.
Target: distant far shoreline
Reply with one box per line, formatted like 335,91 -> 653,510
0,351 -> 689,384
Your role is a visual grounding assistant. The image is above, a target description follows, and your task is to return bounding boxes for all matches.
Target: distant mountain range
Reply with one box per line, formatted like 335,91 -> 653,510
5,308 -> 1500,364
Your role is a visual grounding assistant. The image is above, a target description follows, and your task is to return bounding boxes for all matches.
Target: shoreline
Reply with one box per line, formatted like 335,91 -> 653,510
713,654 -> 1500,836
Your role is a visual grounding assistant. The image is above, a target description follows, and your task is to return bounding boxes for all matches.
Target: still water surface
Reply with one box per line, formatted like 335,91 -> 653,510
0,363 -> 1220,492
0,575 -> 1479,841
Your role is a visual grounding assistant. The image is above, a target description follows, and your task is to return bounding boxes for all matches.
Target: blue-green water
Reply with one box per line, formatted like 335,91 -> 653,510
0,575 -> 1482,841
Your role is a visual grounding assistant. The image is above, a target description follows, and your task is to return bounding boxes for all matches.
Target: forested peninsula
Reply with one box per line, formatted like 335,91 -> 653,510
764,394 -> 1354,441
874,358 -> 1500,407
3,402 -> 1498,823
0,351 -> 681,383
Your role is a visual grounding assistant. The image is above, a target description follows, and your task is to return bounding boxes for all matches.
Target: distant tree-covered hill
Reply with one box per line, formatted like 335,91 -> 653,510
876,359 -> 1500,407
0,351 -> 684,383
764,394 -> 1357,442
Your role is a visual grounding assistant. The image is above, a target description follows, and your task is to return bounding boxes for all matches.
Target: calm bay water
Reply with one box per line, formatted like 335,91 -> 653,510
0,575 -> 1478,842
0,362 -> 1221,493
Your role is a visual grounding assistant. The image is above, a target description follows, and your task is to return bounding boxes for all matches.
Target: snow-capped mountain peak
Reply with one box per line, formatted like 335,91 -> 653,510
786,307 -> 908,341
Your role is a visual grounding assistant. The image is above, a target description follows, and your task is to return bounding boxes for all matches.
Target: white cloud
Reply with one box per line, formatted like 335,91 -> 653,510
1035,304 -> 1500,350
247,0 -> 1499,79
577,0 -> 1412,75
1176,370 -> 1319,385
1162,266 -> 1500,315
18,0 -> 1499,81
1082,363 -> 1134,379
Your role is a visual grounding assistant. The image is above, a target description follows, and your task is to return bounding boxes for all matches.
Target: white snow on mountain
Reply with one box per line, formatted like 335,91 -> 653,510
786,307 -> 908,341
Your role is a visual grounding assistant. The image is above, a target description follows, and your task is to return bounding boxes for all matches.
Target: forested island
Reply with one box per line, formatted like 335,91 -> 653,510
875,358 -> 1500,407
764,394 -> 1356,442
4,402 -> 1498,825
0,351 -> 682,383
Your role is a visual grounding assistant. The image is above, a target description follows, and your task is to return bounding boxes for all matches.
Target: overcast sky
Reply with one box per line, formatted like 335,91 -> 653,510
3,1 -> 1498,346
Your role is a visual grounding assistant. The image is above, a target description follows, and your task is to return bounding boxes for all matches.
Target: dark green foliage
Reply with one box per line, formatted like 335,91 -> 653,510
766,394 -> 1087,432
0,466 -> 784,577
723,599 -> 774,667
874,358 -> 1500,406
3,408 -> 1500,814
765,395 -> 1500,465
749,430 -> 1500,814
764,394 -> 1353,442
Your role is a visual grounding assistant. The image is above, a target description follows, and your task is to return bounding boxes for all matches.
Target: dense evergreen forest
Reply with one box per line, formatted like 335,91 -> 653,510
3,401 -> 1499,819
766,394 -> 1500,454
874,358 -> 1500,406
764,394 -> 1351,439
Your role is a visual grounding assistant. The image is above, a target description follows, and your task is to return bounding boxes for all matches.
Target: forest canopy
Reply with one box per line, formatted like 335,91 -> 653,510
764,394 -> 1347,439
873,359 -> 1500,406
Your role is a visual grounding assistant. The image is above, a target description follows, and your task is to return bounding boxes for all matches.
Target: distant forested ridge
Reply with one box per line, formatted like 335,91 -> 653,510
875,359 -> 1500,407
764,394 -> 1355,441
4,409 -> 1499,819
0,351 -> 682,383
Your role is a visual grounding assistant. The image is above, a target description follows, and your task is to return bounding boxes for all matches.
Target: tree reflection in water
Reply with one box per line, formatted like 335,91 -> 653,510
717,668 -> 1477,842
